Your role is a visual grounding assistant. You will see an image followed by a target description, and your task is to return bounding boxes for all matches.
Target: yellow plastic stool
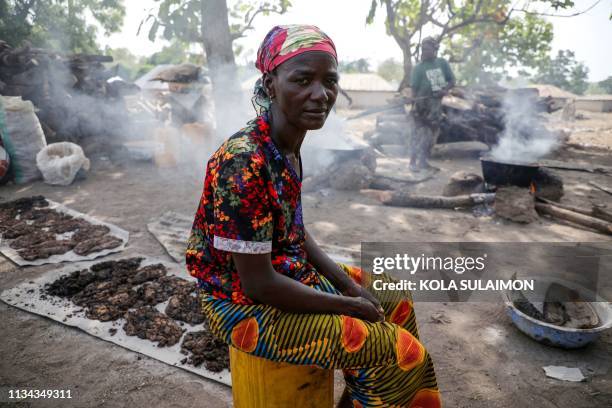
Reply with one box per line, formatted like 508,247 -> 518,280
229,347 -> 334,408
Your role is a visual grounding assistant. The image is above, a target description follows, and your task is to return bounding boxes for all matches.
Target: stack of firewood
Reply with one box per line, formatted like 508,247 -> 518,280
0,41 -> 139,144
365,85 -> 561,150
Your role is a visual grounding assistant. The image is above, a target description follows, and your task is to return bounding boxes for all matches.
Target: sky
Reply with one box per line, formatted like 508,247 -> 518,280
98,0 -> 612,81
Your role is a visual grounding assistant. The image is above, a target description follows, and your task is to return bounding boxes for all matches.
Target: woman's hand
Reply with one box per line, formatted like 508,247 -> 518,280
343,282 -> 384,314
346,296 -> 385,323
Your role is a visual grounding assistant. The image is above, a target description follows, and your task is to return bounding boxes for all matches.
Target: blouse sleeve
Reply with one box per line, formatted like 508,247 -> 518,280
212,152 -> 274,254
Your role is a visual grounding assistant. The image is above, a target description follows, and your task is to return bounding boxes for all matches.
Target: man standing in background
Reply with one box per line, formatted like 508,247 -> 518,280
409,37 -> 455,172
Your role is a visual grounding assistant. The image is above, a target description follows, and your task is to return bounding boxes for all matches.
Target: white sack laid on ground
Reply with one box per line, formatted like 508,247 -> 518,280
0,96 -> 47,184
36,142 -> 90,186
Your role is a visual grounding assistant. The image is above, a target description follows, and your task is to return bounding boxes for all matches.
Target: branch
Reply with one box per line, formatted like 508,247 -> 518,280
384,0 -> 410,48
15,0 -> 36,21
447,37 -> 483,63
439,0 -> 512,40
445,0 -> 457,17
232,4 -> 289,40
511,0 -> 601,18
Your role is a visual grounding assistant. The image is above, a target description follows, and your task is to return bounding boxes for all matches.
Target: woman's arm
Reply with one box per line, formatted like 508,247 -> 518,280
232,252 -> 383,322
303,229 -> 383,312
303,228 -> 354,293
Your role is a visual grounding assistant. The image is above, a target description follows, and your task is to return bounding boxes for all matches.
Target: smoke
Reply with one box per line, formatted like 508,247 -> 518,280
87,64 -> 364,184
302,111 -> 368,177
490,91 -> 560,163
207,64 -> 252,140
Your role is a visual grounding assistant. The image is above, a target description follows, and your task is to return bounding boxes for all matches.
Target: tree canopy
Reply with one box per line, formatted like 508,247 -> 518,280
143,0 -> 291,54
366,0 -> 575,89
597,76 -> 612,95
535,50 -> 589,95
339,58 -> 372,73
0,0 -> 125,53
377,58 -> 404,83
445,12 -> 553,84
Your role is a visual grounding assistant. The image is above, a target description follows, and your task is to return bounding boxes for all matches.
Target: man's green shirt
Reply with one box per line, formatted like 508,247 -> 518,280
410,57 -> 455,97
410,58 -> 455,124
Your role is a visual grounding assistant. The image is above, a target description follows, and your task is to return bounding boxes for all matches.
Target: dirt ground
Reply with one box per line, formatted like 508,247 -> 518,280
1,109 -> 611,407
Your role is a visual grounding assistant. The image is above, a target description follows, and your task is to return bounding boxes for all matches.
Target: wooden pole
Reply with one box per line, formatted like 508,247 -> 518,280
362,190 -> 495,208
535,203 -> 612,236
536,198 -> 612,223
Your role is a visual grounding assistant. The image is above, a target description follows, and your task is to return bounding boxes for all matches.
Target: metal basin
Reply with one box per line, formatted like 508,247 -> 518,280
480,156 -> 539,187
503,277 -> 612,349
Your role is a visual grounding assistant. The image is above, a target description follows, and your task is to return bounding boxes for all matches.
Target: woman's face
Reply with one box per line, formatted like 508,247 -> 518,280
265,51 -> 339,131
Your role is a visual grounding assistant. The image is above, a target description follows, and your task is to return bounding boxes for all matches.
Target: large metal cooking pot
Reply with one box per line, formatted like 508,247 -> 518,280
480,156 -> 540,187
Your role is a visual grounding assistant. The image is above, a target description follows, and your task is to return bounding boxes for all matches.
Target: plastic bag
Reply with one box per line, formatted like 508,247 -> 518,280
0,96 -> 47,184
36,142 -> 90,186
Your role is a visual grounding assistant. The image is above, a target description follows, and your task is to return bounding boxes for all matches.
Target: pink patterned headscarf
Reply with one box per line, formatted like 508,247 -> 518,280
252,25 -> 337,114
256,25 -> 337,74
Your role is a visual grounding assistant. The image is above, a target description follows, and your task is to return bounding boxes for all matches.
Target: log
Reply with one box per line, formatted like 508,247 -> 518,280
589,181 -> 612,196
536,197 -> 612,224
535,203 -> 612,235
442,95 -> 472,111
593,207 -> 612,224
362,190 -> 495,208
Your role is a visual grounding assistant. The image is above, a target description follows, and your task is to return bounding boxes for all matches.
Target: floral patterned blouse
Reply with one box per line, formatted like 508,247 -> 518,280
186,114 -> 320,304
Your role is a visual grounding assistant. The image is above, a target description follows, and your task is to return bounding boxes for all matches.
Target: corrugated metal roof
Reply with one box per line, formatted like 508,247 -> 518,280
527,84 -> 577,99
339,73 -> 395,91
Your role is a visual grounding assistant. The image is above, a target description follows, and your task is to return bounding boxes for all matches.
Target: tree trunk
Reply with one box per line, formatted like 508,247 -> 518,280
398,45 -> 413,91
200,0 -> 246,138
201,0 -> 235,71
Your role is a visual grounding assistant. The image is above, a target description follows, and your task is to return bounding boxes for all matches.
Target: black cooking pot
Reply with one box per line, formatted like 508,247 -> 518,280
480,156 -> 540,187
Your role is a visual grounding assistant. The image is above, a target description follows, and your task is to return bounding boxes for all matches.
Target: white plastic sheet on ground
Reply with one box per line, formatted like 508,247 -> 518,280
0,257 -> 231,386
0,200 -> 128,266
36,142 -> 91,186
147,211 -> 192,263
543,366 -> 586,382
